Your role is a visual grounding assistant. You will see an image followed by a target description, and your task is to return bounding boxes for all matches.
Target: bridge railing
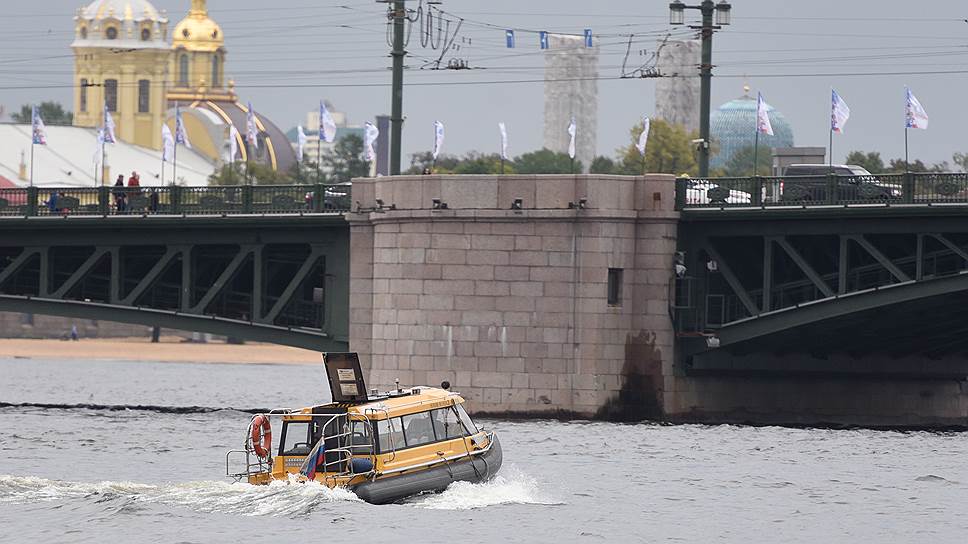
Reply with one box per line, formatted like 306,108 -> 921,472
0,184 -> 352,217
674,172 -> 968,209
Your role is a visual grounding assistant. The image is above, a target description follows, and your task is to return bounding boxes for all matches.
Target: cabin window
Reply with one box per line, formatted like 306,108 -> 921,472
279,421 -> 311,456
401,411 -> 436,447
455,404 -> 478,435
348,419 -> 372,454
431,407 -> 466,440
376,417 -> 406,452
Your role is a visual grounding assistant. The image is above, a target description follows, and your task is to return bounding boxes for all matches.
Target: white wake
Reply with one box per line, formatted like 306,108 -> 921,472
408,466 -> 563,510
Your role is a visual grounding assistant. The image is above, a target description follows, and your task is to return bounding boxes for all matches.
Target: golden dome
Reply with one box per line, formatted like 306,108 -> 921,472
173,0 -> 223,53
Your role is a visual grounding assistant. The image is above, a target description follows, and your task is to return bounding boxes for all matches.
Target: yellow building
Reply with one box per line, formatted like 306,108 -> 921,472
72,0 -> 171,150
71,0 -> 296,173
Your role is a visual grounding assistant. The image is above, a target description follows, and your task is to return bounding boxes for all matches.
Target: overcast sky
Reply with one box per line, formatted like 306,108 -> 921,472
4,0 -> 968,166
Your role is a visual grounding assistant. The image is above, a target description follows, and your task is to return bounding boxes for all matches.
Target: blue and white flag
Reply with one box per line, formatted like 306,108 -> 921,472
297,125 -> 307,162
905,87 -> 928,130
539,31 -> 549,50
364,121 -> 379,162
319,101 -> 337,143
174,105 -> 191,148
31,105 -> 47,145
831,89 -> 850,134
498,122 -> 509,160
162,124 -> 174,163
432,120 -> 445,160
505,29 -> 515,49
567,117 -> 577,159
584,29 -> 593,48
103,101 -> 116,144
636,117 -> 651,155
756,92 -> 774,136
246,102 -> 259,150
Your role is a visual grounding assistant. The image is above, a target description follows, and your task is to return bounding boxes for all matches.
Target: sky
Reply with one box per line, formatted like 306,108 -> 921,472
3,0 -> 968,167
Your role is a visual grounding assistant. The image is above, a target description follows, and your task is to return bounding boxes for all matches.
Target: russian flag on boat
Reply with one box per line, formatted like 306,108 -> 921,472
299,439 -> 327,481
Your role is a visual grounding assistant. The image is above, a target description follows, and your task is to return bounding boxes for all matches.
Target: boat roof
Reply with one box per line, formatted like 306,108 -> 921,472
287,387 -> 466,421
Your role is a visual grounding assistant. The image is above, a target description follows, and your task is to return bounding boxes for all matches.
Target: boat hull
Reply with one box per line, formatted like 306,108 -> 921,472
351,434 -> 503,504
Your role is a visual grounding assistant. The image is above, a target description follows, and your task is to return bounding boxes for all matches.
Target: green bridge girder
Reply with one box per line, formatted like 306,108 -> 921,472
0,214 -> 350,351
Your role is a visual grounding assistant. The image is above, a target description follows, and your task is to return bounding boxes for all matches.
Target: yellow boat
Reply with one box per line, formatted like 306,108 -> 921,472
225,353 -> 502,504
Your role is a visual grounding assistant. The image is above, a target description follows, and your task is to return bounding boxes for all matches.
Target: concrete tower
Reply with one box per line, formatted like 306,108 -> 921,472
654,39 -> 701,132
543,34 -> 598,172
72,0 -> 171,150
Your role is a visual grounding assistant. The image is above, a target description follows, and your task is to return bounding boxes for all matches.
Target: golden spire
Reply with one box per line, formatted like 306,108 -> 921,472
190,0 -> 207,16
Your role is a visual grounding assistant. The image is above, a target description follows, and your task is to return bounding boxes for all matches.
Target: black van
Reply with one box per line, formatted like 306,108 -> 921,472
780,164 -> 900,203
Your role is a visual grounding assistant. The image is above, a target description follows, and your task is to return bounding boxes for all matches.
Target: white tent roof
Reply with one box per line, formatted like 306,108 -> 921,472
0,124 -> 216,187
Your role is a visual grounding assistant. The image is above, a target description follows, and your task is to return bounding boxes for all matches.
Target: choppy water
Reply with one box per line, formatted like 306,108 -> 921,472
2,358 -> 967,543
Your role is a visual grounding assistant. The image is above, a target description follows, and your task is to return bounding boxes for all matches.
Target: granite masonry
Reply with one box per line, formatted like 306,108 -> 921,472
348,174 -> 679,418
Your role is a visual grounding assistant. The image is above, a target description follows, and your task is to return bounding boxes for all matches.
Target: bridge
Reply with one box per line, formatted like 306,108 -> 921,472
0,184 -> 352,351
675,172 -> 968,381
2,174 -> 968,424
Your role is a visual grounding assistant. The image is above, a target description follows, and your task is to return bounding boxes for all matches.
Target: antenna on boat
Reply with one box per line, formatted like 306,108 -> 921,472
394,377 -> 401,393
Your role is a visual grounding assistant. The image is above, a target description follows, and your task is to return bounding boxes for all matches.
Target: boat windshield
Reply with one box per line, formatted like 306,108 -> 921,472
280,421 -> 312,456
455,404 -> 478,434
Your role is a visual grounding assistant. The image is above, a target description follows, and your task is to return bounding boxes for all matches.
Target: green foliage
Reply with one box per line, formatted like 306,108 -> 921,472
844,151 -> 885,173
951,152 -> 968,172
885,158 -> 946,173
209,162 -> 287,185
590,156 -> 617,174
723,145 -> 772,177
454,152 -> 511,174
321,134 -> 369,182
12,101 -> 73,125
406,151 -> 462,174
513,148 -> 581,174
617,118 -> 698,176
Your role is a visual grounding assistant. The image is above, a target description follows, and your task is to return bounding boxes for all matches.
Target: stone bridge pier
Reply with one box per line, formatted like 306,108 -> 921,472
348,174 -> 680,418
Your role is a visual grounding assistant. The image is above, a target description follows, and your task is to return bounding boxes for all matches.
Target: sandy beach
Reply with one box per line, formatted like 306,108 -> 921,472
0,337 -> 322,365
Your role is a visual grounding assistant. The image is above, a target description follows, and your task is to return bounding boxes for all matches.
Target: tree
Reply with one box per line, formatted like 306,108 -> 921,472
590,156 -> 617,174
405,151 -> 461,174
844,151 -> 885,173
12,101 -> 73,125
454,152 -> 511,174
723,145 -> 772,177
886,158 -> 946,173
321,134 -> 369,182
952,152 -> 968,172
617,118 -> 697,176
209,162 -> 288,185
513,148 -> 581,174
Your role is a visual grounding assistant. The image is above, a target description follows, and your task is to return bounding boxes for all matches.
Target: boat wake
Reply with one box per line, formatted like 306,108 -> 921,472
408,466 -> 563,510
0,474 -> 360,516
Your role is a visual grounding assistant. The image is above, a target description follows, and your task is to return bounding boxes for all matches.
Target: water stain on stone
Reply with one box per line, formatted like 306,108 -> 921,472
596,330 -> 663,421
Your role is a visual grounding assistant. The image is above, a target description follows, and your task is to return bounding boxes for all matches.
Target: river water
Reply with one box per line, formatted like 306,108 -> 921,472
1,357 -> 966,543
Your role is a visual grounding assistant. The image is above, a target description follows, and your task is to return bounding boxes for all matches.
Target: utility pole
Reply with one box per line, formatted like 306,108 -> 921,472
389,0 -> 406,175
669,0 -> 731,178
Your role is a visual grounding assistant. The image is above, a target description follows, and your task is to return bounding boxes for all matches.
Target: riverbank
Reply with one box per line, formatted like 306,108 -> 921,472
0,337 -> 320,365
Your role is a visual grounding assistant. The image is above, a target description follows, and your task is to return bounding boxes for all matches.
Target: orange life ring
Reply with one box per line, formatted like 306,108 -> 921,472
250,414 -> 272,458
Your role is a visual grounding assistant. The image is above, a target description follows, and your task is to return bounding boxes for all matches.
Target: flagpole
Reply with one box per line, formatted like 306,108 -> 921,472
904,127 -> 909,172
30,142 -> 34,188
753,127 -> 759,177
172,140 -> 178,186
316,135 -> 322,183
100,141 -> 106,186
828,128 -> 833,171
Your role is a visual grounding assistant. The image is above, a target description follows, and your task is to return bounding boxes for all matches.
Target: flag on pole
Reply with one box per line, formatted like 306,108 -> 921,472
831,89 -> 850,134
636,117 -> 651,155
498,122 -> 509,160
31,105 -> 47,145
319,101 -> 337,143
297,125 -> 307,162
174,105 -> 191,148
756,92 -> 774,136
228,125 -> 239,162
567,117 -> 577,159
432,121 -> 445,160
246,102 -> 259,150
103,101 -> 117,144
505,29 -> 515,49
364,122 -> 379,162
584,29 -> 593,48
162,125 -> 174,163
539,31 -> 549,50
905,87 -> 928,129
298,438 -> 327,481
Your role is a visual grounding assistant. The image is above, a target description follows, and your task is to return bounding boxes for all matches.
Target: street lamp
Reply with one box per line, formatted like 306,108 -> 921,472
668,0 -> 732,178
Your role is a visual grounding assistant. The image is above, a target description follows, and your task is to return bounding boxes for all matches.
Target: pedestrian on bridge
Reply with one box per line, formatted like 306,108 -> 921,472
113,175 -> 127,213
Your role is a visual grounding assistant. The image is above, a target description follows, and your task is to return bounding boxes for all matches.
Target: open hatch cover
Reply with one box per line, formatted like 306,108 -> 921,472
322,352 -> 368,403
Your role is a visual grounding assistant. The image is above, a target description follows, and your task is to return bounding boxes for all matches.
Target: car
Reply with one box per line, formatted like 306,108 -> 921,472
780,164 -> 901,203
684,178 -> 752,205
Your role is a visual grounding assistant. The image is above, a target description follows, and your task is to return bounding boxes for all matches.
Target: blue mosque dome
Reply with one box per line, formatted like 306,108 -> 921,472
710,88 -> 794,169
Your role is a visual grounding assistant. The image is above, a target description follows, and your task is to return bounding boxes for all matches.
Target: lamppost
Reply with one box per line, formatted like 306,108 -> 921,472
669,0 -> 731,178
